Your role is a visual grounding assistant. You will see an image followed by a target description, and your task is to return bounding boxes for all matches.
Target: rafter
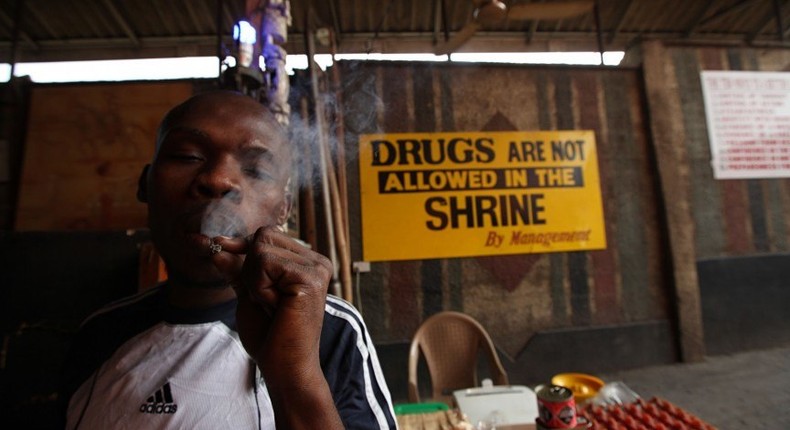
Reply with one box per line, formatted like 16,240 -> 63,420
594,0 -> 604,64
774,0 -> 786,42
0,6 -> 39,51
150,0 -> 176,35
25,3 -> 58,39
433,0 -> 441,44
689,0 -> 760,37
183,0 -> 204,34
221,1 -> 236,34
746,4 -> 780,42
100,0 -> 140,46
329,0 -> 343,45
526,20 -> 539,44
684,0 -> 718,38
608,0 -> 634,44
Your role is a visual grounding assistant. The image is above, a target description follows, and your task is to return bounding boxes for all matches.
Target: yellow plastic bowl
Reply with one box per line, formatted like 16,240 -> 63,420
551,373 -> 605,402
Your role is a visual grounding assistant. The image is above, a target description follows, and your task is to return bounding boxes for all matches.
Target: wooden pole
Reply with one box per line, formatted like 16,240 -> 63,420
9,0 -> 25,78
594,0 -> 605,65
328,29 -> 354,302
298,97 -> 318,250
329,29 -> 350,247
216,0 -> 223,83
324,136 -> 353,302
305,15 -> 342,298
642,40 -> 706,362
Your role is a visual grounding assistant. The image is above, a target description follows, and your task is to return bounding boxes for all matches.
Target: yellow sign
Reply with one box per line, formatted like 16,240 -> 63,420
358,131 -> 606,261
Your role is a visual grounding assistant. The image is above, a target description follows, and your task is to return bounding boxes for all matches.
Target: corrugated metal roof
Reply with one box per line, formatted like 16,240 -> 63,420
1,0 -> 789,63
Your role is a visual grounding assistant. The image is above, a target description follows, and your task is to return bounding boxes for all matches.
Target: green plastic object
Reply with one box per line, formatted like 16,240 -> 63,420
394,402 -> 450,415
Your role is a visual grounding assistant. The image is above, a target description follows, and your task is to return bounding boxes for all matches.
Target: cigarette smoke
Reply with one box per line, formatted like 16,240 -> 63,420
198,60 -> 382,236
287,60 -> 383,191
200,197 -> 245,238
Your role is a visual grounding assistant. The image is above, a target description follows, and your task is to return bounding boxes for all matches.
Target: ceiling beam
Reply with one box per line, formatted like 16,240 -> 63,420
151,1 -> 177,35
6,30 -> 790,64
684,0 -> 718,38
216,0 -> 223,77
433,0 -> 442,44
594,0 -> 604,64
746,3 -> 781,42
182,0 -> 205,34
25,3 -> 58,39
526,21 -> 539,44
221,1 -> 236,33
328,0 -> 343,45
608,0 -> 635,44
774,0 -> 786,42
688,0 -> 759,37
0,31 -> 790,62
100,0 -> 140,47
0,5 -> 39,51
441,0 -> 450,44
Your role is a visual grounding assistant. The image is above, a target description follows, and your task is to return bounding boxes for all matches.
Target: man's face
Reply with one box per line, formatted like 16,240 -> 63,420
143,92 -> 291,286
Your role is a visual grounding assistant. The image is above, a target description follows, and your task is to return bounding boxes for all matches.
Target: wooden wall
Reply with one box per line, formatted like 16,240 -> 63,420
15,81 -> 193,231
658,45 -> 790,259
641,43 -> 790,357
0,79 -> 31,230
7,46 -> 789,404
340,62 -> 672,368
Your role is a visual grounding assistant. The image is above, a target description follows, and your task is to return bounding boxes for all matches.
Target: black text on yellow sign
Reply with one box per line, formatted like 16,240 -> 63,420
358,131 -> 607,261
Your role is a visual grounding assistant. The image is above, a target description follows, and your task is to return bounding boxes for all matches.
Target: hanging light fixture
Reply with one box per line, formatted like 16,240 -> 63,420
233,20 -> 257,68
222,19 -> 264,99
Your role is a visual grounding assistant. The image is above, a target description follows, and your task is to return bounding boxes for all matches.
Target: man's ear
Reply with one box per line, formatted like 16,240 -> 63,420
137,164 -> 151,203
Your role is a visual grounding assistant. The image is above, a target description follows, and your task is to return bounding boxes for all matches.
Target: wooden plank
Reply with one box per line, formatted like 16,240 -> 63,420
535,70 -> 568,325
699,48 -> 753,254
626,73 -> 672,320
381,64 -> 422,334
642,40 -> 705,362
575,71 -> 620,325
16,82 -> 192,231
671,48 -> 725,258
339,62 -> 390,334
765,180 -> 788,251
437,66 -> 465,311
411,65 -> 445,318
742,58 -> 790,252
737,50 -> 787,251
388,260 -> 422,338
602,71 -> 653,321
610,72 -> 655,320
555,71 -> 591,326
728,49 -> 771,253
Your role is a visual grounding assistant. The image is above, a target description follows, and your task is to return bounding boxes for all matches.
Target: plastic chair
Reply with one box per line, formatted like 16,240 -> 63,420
408,311 -> 509,404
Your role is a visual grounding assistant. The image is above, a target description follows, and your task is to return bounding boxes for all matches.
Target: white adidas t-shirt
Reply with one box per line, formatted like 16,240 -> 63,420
61,285 -> 396,429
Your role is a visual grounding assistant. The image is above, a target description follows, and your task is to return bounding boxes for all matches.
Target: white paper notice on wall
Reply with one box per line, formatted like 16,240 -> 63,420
700,70 -> 790,179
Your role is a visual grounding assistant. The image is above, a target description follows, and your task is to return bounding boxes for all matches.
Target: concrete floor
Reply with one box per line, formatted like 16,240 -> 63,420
601,345 -> 790,430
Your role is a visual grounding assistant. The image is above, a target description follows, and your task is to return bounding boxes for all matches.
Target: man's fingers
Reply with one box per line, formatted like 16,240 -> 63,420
243,227 -> 332,301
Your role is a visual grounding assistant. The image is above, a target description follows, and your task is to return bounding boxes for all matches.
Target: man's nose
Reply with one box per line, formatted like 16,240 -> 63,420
192,158 -> 242,201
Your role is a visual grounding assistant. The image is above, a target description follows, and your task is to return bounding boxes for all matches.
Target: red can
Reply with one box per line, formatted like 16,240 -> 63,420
536,384 -> 577,428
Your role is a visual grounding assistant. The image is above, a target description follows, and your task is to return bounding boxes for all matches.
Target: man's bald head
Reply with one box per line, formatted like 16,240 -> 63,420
155,91 -> 288,154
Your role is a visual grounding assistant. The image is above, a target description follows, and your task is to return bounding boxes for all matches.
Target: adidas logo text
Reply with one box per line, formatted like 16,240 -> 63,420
139,403 -> 178,414
140,381 -> 178,415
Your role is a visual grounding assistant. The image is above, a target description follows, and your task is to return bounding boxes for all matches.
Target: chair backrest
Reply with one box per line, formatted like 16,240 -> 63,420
408,311 -> 509,404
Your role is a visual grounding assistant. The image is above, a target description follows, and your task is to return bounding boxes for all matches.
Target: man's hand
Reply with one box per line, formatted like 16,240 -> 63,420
212,227 -> 343,429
